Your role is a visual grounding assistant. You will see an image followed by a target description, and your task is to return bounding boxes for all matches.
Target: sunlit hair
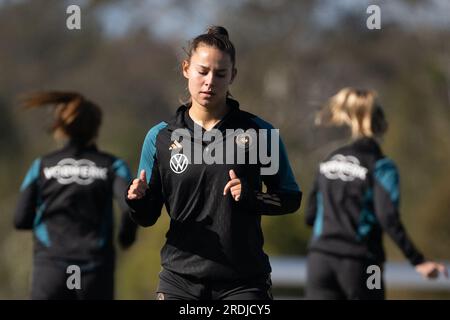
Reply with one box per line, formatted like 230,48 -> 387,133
21,91 -> 102,146
185,25 -> 236,69
315,87 -> 388,138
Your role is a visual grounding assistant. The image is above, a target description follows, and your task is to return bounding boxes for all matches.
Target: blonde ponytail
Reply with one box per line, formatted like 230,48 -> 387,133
316,88 -> 387,138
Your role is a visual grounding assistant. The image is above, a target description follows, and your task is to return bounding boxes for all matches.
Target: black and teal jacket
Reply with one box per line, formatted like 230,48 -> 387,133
126,98 -> 302,281
14,142 -> 138,262
305,137 -> 424,266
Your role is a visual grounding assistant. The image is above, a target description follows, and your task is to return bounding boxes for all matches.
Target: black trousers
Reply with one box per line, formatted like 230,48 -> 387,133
306,251 -> 385,300
156,268 -> 273,300
31,257 -> 114,300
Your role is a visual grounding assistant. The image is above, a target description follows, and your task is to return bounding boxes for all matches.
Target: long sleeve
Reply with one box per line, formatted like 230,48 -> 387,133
14,158 -> 41,230
112,158 -> 138,248
305,174 -> 319,226
373,158 -> 425,266
240,128 -> 302,215
125,124 -> 166,227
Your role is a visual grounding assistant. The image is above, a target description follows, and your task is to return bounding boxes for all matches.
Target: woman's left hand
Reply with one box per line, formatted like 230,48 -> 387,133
223,169 -> 241,201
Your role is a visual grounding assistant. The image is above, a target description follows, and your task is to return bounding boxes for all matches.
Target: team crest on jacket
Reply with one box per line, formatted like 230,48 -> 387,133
170,153 -> 189,174
320,154 -> 368,181
235,132 -> 254,150
169,140 -> 183,151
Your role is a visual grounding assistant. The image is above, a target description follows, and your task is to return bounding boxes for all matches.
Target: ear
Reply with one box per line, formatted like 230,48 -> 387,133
230,68 -> 237,84
182,60 -> 190,79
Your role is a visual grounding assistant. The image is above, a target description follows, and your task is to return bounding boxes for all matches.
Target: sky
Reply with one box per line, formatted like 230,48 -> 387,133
93,0 -> 450,40
1,0 -> 448,39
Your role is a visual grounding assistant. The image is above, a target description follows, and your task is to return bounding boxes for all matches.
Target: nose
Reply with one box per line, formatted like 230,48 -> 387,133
204,72 -> 215,88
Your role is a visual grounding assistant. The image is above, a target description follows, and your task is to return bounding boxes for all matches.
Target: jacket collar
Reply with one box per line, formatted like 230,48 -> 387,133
351,136 -> 383,156
166,98 -> 241,133
63,140 -> 98,152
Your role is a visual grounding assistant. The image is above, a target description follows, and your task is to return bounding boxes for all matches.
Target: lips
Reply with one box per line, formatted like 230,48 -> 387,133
200,91 -> 215,96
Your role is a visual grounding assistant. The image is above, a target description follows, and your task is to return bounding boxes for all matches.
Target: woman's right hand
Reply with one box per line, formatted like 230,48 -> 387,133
127,170 -> 149,200
415,261 -> 448,279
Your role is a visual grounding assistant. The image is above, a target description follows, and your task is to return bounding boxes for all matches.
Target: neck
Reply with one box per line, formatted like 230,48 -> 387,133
189,98 -> 229,130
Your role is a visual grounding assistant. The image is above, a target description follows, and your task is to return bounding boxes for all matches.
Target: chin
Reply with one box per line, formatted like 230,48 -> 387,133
196,97 -> 214,108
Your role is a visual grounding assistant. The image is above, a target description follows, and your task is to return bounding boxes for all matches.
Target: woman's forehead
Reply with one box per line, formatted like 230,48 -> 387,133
191,45 -> 232,68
